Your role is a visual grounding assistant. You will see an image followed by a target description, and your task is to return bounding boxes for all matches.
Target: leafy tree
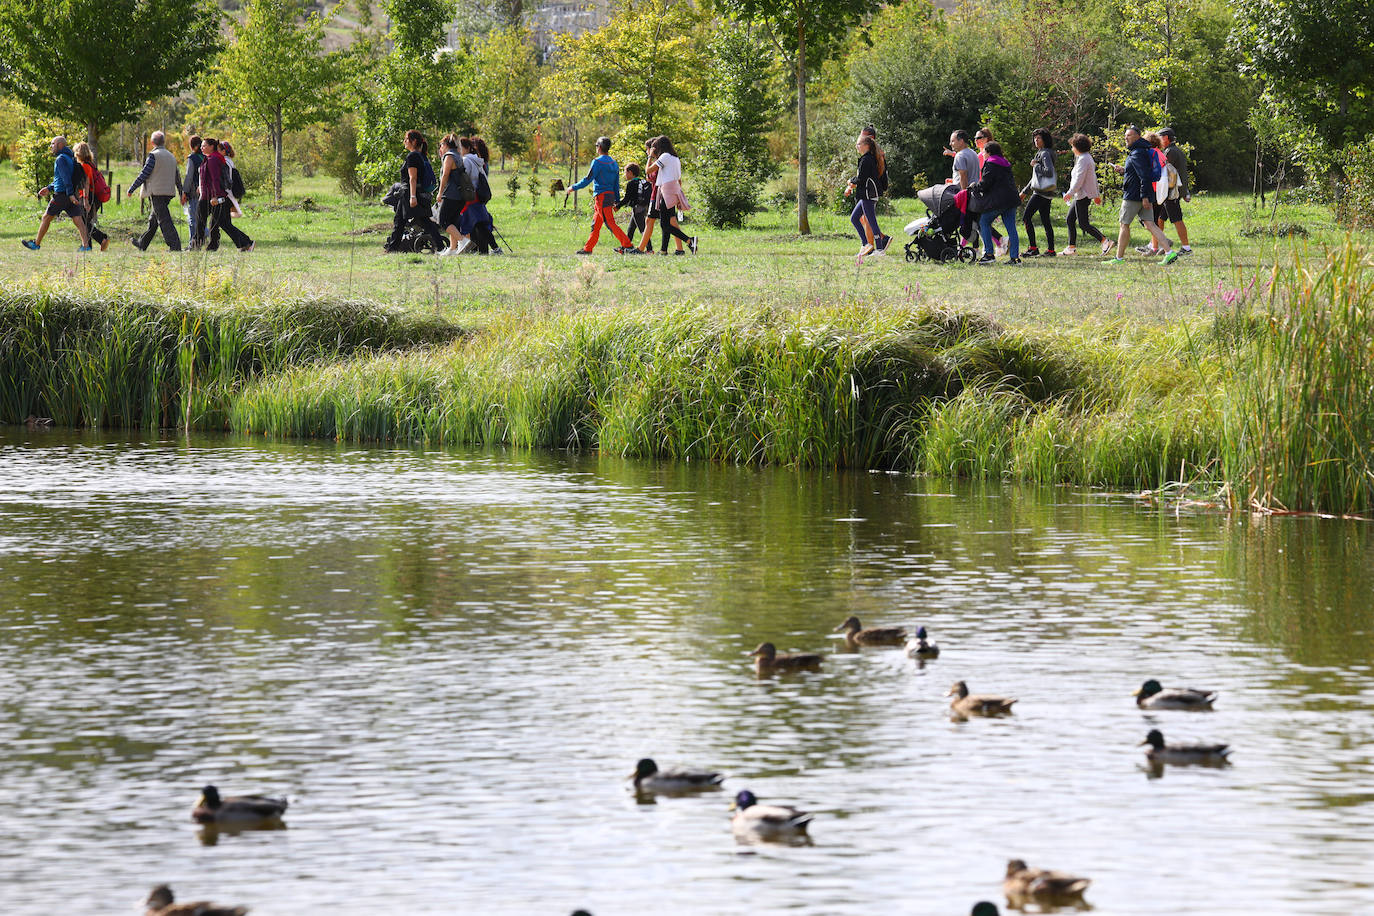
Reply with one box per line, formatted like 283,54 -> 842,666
200,0 -> 340,201
1230,0 -> 1374,147
719,0 -> 882,232
701,23 -> 781,182
472,26 -> 541,161
0,0 -> 221,160
549,0 -> 707,151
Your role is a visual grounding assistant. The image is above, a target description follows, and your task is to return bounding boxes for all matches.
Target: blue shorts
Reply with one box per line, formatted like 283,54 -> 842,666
458,202 -> 491,236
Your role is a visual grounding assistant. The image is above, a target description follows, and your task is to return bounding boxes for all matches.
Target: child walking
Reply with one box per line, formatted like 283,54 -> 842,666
565,136 -> 634,254
620,162 -> 652,246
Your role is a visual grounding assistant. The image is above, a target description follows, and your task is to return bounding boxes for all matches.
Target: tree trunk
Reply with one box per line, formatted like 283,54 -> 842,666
274,105 -> 284,203
796,16 -> 810,235
86,122 -> 99,164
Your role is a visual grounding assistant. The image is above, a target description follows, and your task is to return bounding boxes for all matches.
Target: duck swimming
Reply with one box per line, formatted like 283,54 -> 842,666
191,785 -> 288,826
905,626 -> 940,659
630,758 -> 724,794
833,615 -> 908,647
749,642 -> 822,675
1140,729 -> 1230,764
1133,679 -> 1218,710
1003,859 -> 1091,906
145,884 -> 248,916
946,681 -> 1016,716
730,789 -> 812,841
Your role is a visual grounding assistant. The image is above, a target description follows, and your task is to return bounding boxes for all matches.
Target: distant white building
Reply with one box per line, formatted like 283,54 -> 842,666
527,0 -> 611,56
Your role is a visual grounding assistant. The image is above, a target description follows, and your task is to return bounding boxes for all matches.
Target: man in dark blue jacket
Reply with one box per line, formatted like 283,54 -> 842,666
21,136 -> 91,251
1106,126 -> 1175,264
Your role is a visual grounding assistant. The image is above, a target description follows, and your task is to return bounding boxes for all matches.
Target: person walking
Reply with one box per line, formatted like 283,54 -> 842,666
968,140 -> 1020,265
383,129 -> 444,254
1155,127 -> 1192,255
945,129 -> 981,247
564,136 -> 635,254
619,162 -> 652,246
198,138 -> 254,252
220,141 -> 245,218
21,136 -> 91,251
1105,126 -> 1174,264
973,127 -> 1007,253
1061,133 -> 1107,256
72,142 -> 110,251
436,134 -> 476,255
463,137 -> 500,254
846,133 -> 887,261
647,136 -> 697,255
184,135 -> 205,248
1020,128 -> 1056,257
127,131 -> 184,251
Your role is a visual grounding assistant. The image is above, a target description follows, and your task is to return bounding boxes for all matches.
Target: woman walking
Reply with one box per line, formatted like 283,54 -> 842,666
71,142 -> 109,251
1020,129 -> 1056,257
1061,133 -> 1108,255
198,138 -> 254,252
647,136 -> 697,254
467,137 -> 500,254
969,141 -> 1020,265
384,129 -> 444,254
436,134 -> 475,255
846,133 -> 888,261
634,138 -> 682,254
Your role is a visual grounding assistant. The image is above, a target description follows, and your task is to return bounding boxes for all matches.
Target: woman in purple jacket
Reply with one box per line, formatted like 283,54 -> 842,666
198,138 -> 253,251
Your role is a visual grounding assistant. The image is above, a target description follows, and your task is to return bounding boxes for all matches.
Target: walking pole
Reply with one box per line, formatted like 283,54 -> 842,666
492,224 -> 514,255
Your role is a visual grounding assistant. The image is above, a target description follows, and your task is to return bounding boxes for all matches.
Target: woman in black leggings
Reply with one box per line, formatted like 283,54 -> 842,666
1061,133 -> 1107,255
1020,128 -> 1056,256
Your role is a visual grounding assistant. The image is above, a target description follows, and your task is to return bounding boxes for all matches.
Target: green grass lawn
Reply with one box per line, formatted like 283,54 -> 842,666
0,164 -> 1353,328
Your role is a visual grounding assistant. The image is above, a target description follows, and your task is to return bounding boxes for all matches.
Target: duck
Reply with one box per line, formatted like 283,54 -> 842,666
946,681 -> 1016,716
24,415 -> 55,429
1134,678 -> 1218,710
833,615 -> 908,647
730,789 -> 812,841
1003,859 -> 1091,905
145,884 -> 248,916
970,903 -> 1000,916
191,785 -> 288,826
905,626 -> 940,658
630,758 -> 724,794
1140,729 -> 1230,764
749,642 -> 822,675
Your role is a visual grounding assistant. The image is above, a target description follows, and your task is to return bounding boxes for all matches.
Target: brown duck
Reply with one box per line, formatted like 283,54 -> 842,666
749,642 -> 822,675
191,785 -> 288,826
1003,859 -> 1091,906
946,681 -> 1017,716
833,615 -> 908,647
145,884 -> 248,916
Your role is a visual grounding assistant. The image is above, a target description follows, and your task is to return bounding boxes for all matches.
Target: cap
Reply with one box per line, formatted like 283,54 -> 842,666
1159,127 -> 1176,138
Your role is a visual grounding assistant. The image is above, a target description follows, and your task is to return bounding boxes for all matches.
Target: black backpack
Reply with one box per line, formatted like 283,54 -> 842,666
230,164 -> 245,200
67,154 -> 87,198
444,152 -> 475,202
475,169 -> 492,204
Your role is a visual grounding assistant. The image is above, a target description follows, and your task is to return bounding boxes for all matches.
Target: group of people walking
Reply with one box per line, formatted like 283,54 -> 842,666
561,134 -> 699,256
385,130 -> 501,255
846,123 -> 1193,266
20,132 -> 253,253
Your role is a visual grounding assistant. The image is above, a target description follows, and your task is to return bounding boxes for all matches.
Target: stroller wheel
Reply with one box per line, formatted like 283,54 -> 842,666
959,246 -> 977,264
905,248 -> 916,263
940,246 -> 959,263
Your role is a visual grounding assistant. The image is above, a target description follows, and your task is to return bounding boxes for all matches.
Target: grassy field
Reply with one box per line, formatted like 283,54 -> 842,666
0,164 -> 1348,327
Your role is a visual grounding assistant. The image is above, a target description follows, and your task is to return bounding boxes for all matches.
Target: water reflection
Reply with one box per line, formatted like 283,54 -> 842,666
0,429 -> 1372,913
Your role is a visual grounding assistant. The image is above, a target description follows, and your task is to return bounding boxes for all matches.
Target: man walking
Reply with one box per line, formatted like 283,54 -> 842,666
184,135 -> 205,248
564,136 -> 635,254
945,129 -> 981,246
1155,127 -> 1192,255
127,131 -> 184,251
1105,126 -> 1176,265
20,136 -> 91,251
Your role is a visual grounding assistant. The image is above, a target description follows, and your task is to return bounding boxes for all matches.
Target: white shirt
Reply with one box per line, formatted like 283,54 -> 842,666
654,153 -> 681,184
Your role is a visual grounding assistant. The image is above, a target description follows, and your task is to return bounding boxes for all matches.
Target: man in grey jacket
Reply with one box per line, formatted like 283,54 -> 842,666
127,131 -> 183,251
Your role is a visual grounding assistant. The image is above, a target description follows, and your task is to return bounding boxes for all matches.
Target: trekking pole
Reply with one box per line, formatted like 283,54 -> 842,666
492,225 -> 514,255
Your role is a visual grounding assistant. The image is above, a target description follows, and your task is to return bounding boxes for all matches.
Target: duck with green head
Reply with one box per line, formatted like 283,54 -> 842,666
749,642 -> 823,676
191,785 -> 288,826
730,789 -> 812,842
1140,728 -> 1230,765
905,626 -> 940,658
630,758 -> 724,794
144,884 -> 247,916
1133,678 -> 1218,710
970,903 -> 1000,916
834,615 -> 908,647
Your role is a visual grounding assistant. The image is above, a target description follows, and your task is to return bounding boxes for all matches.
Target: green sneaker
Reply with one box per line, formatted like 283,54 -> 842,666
1102,257 -> 1126,264
1161,249 -> 1180,265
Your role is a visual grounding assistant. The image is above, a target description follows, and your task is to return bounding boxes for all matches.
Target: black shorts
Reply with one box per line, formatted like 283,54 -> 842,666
45,192 -> 82,219
1157,197 -> 1184,223
648,201 -> 665,220
438,198 -> 465,230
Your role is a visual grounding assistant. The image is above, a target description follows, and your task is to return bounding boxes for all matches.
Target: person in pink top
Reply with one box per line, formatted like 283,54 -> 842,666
197,138 -> 253,251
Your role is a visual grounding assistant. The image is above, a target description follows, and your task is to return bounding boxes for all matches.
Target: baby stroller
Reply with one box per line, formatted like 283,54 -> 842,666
380,182 -> 443,253
903,184 -> 977,264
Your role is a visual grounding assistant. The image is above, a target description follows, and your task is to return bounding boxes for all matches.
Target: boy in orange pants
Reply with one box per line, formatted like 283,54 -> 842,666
564,136 -> 633,254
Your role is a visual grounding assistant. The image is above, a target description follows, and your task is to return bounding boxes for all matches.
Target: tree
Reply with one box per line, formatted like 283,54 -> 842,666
0,0 -> 220,160
550,0 -> 707,151
201,0 -> 339,201
701,23 -> 781,182
719,0 -> 882,233
472,26 -> 541,161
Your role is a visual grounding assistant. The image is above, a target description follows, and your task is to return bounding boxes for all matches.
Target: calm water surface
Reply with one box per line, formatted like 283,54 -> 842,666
1,430 -> 1372,915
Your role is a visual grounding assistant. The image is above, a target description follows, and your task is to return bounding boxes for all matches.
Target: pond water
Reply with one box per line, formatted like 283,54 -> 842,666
1,430 -> 1372,915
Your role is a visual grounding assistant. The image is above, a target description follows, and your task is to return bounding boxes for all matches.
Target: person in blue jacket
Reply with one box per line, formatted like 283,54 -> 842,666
1105,125 -> 1175,264
21,136 -> 91,251
564,136 -> 634,254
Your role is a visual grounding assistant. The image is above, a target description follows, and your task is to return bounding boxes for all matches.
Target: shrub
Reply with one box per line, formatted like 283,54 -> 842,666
1335,134 -> 1374,231
697,153 -> 761,228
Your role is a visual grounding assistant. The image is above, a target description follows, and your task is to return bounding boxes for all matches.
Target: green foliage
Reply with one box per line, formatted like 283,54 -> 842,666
1335,136 -> 1374,230
12,122 -> 61,196
384,0 -> 455,52
547,0 -> 708,152
700,25 -> 781,183
199,0 -> 340,201
697,154 -> 761,228
0,0 -> 220,157
356,49 -> 475,189
472,26 -> 541,159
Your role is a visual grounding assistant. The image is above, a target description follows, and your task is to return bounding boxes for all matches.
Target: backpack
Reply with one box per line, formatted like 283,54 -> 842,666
475,169 -> 492,204
230,164 -> 245,200
419,156 -> 438,195
444,151 -> 475,202
90,165 -> 111,204
1149,148 -> 1163,184
68,155 -> 87,198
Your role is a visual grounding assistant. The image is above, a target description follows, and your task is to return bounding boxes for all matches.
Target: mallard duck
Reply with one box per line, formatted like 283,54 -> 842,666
145,884 -> 248,916
749,642 -> 822,675
947,681 -> 1016,716
833,615 -> 908,647
905,626 -> 940,658
1140,729 -> 1230,764
970,903 -> 1000,916
191,785 -> 288,826
1134,678 -> 1218,710
730,789 -> 812,841
630,758 -> 724,793
24,415 -> 55,429
1003,859 -> 1091,905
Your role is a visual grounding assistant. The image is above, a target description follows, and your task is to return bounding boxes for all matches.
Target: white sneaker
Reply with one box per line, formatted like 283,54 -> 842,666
1060,246 -> 1076,256
455,238 -> 472,254
870,244 -> 887,259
